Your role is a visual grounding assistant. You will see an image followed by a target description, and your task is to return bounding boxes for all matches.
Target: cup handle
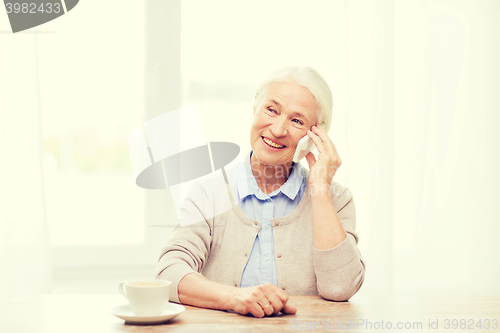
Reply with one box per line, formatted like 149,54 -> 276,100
118,281 -> 128,299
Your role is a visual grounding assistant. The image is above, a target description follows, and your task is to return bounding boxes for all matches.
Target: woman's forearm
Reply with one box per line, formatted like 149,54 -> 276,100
178,272 -> 235,310
178,272 -> 296,317
310,183 -> 347,250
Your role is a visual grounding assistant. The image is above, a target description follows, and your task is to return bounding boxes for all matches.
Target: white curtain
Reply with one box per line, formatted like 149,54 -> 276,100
144,0 -> 183,230
345,0 -> 395,295
345,0 -> 500,296
0,29 -> 51,295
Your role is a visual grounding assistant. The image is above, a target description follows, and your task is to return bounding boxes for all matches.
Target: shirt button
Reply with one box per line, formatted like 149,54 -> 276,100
264,256 -> 269,261
235,284 -> 238,287
282,286 -> 286,290
266,199 -> 271,202
254,222 -> 258,226
245,254 -> 248,257
264,225 -> 269,230
277,254 -> 282,258
275,222 -> 279,227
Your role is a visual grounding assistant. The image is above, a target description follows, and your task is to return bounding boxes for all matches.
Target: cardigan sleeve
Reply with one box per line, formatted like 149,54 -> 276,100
312,184 -> 365,301
155,181 -> 213,303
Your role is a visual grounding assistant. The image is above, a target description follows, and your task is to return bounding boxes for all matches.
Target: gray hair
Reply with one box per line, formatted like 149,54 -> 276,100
254,66 -> 333,132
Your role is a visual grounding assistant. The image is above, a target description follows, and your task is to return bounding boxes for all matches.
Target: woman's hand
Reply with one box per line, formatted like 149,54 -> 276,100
228,283 -> 297,318
305,125 -> 342,192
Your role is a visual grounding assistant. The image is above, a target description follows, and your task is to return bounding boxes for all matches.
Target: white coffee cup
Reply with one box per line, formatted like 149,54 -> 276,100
118,279 -> 171,316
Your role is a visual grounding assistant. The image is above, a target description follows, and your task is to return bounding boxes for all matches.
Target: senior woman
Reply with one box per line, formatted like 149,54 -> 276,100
156,66 -> 365,317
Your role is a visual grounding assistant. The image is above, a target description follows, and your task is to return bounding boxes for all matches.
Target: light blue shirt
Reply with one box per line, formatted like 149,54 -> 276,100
235,151 -> 306,288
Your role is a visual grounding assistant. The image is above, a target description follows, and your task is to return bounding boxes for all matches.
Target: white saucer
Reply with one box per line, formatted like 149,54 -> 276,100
111,303 -> 185,324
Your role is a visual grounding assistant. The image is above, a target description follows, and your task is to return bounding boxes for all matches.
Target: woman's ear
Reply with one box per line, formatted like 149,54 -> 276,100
320,121 -> 327,131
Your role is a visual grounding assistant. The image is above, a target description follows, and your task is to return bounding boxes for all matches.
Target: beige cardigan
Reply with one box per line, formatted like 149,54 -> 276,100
156,165 -> 365,303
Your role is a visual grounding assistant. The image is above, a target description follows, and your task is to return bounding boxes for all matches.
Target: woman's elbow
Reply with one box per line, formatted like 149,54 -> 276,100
318,270 -> 365,302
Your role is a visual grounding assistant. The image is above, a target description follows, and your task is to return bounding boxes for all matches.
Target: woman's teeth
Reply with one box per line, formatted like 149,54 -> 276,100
263,137 -> 285,149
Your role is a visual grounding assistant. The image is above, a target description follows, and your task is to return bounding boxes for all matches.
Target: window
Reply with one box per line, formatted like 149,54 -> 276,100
40,2 -> 147,268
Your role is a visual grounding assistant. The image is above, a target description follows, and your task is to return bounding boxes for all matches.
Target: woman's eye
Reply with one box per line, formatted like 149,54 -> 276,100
292,119 -> 304,125
267,107 -> 277,113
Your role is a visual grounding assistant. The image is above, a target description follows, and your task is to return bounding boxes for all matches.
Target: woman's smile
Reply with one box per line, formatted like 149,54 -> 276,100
261,136 -> 286,149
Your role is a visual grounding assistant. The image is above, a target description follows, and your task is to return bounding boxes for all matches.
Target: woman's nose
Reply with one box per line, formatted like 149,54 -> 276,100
270,118 -> 288,137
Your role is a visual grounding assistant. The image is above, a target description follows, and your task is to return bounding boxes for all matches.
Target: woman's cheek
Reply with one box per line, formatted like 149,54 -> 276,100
290,130 -> 307,147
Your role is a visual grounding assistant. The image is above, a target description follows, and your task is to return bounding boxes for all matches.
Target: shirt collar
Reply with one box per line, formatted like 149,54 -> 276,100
235,151 -> 304,202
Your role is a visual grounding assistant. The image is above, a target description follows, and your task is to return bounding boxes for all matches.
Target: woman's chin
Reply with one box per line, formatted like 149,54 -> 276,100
252,150 -> 293,167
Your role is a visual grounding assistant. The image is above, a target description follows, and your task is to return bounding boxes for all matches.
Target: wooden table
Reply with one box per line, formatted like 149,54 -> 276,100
0,294 -> 498,332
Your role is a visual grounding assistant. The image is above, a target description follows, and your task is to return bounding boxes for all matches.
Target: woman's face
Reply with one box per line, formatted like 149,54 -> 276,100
250,80 -> 319,167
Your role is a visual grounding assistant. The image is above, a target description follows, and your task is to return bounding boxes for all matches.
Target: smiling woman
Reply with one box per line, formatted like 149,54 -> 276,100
251,81 -> 318,172
156,66 -> 365,318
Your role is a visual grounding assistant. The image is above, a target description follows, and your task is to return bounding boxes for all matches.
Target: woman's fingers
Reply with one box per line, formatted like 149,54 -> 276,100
311,125 -> 337,154
232,284 -> 294,317
252,287 -> 270,318
305,152 -> 316,169
249,299 -> 266,318
257,283 -> 292,316
260,301 -> 275,316
305,125 -> 342,185
282,304 -> 297,315
263,289 -> 285,316
307,129 -> 326,153
231,287 -> 265,318
310,125 -> 341,167
259,283 -> 285,316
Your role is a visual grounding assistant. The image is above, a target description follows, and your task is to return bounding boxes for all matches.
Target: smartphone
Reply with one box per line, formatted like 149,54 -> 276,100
293,135 -> 316,163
